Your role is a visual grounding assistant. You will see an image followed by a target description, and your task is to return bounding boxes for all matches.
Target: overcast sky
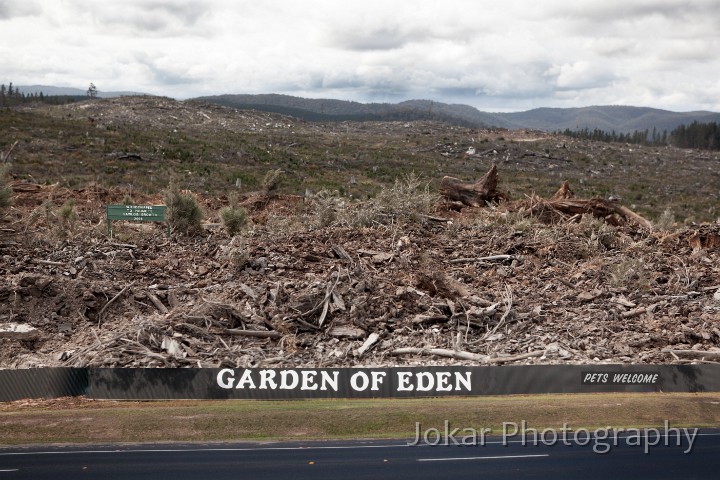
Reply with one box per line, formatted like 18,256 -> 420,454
3,0 -> 720,112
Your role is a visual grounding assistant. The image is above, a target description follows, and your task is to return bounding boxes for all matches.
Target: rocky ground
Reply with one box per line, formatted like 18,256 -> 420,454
1,178 -> 719,369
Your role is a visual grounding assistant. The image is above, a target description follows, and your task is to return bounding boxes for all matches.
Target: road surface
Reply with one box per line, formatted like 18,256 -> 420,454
1,430 -> 718,479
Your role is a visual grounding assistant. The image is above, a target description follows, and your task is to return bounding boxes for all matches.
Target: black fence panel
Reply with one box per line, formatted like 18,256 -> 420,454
0,368 -> 88,402
2,365 -> 719,402
87,364 -> 720,400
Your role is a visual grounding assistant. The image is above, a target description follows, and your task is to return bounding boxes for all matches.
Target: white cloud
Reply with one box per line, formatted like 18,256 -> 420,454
3,0 -> 720,111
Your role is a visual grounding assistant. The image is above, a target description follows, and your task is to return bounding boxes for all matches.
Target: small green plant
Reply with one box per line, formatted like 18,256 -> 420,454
59,198 -> 77,233
311,189 -> 341,228
261,168 -> 283,195
608,257 -> 648,290
656,208 -> 675,230
223,236 -> 250,270
220,193 -> 248,236
164,185 -> 203,236
0,164 -> 11,213
373,172 -> 436,224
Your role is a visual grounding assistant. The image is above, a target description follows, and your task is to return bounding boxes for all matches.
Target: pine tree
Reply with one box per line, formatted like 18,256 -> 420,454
87,82 -> 98,98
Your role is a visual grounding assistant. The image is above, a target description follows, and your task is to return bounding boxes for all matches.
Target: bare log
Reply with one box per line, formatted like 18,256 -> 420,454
411,314 -> 449,325
485,350 -> 545,364
539,197 -> 652,230
354,332 -> 380,357
391,347 -> 488,362
147,293 -> 169,314
224,328 -> 282,339
440,164 -> 505,207
331,244 -> 353,262
663,349 -> 720,360
328,324 -> 365,338
449,255 -> 516,264
391,347 -> 546,364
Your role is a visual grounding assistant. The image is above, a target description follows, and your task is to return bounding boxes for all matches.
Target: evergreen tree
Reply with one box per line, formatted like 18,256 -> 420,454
87,82 -> 98,98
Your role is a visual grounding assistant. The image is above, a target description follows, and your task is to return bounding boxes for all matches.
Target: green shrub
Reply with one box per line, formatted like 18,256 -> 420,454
261,169 -> 283,194
306,173 -> 437,229
0,165 -> 11,213
164,185 -> 203,236
374,172 -> 436,223
219,193 -> 248,236
59,198 -> 77,233
220,205 -> 248,236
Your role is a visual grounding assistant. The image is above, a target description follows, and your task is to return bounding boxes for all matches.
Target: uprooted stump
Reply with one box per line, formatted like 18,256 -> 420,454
440,164 -> 505,207
529,180 -> 653,230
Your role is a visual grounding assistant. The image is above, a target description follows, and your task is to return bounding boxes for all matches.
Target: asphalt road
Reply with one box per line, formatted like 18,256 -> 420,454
1,430 -> 718,479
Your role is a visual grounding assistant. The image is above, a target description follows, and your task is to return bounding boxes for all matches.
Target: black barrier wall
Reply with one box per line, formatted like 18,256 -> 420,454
0,368 -> 88,402
2,365 -> 719,402
87,365 -> 720,400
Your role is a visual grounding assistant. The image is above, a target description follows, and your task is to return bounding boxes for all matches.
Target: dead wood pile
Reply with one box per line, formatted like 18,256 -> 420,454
1,183 -> 719,369
441,166 -> 653,230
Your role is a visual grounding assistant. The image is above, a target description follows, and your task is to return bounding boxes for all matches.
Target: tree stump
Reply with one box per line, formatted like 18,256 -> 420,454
440,164 -> 505,207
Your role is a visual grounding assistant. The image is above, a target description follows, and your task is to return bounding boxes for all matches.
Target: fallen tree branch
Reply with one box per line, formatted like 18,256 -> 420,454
147,293 -> 169,314
662,349 -> 720,360
391,347 -> 488,362
354,332 -> 380,357
223,328 -> 282,339
30,259 -> 65,266
449,255 -> 516,264
412,314 -> 450,325
98,280 -> 136,327
419,214 -> 450,222
481,286 -> 512,341
390,346 -> 546,364
1,140 -> 18,163
485,350 -> 545,364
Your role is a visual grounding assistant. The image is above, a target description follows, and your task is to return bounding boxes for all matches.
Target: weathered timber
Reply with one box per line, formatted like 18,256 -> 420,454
440,164 -> 505,207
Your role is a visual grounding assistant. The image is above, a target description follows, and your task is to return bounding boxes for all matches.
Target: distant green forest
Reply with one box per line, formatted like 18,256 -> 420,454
1,82 -> 84,106
560,121 -> 720,150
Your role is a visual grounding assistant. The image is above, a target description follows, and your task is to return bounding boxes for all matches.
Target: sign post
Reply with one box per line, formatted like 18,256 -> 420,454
106,204 -> 170,238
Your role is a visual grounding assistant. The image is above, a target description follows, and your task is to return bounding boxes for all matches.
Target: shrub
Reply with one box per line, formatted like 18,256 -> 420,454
656,208 -> 675,230
261,168 -> 283,195
376,172 -> 437,222
164,185 -> 203,236
220,206 -> 248,236
59,198 -> 77,233
311,189 -> 341,228
223,236 -> 250,270
308,173 -> 437,229
0,165 -> 11,213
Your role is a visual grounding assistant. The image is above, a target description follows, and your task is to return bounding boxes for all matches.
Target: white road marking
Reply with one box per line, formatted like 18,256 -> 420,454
0,469 -> 19,472
418,454 -> 549,462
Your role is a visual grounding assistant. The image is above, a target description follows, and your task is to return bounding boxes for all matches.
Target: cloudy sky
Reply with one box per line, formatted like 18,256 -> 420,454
3,0 -> 720,112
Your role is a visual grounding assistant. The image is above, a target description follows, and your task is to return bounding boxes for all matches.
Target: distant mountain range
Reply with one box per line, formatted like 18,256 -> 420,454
16,85 -> 144,99
16,86 -> 720,134
194,93 -> 720,134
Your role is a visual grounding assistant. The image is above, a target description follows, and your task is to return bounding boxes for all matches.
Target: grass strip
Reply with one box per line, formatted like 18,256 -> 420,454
0,393 -> 719,445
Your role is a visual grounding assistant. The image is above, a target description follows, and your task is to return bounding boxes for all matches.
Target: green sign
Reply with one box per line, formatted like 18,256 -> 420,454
106,204 -> 169,238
